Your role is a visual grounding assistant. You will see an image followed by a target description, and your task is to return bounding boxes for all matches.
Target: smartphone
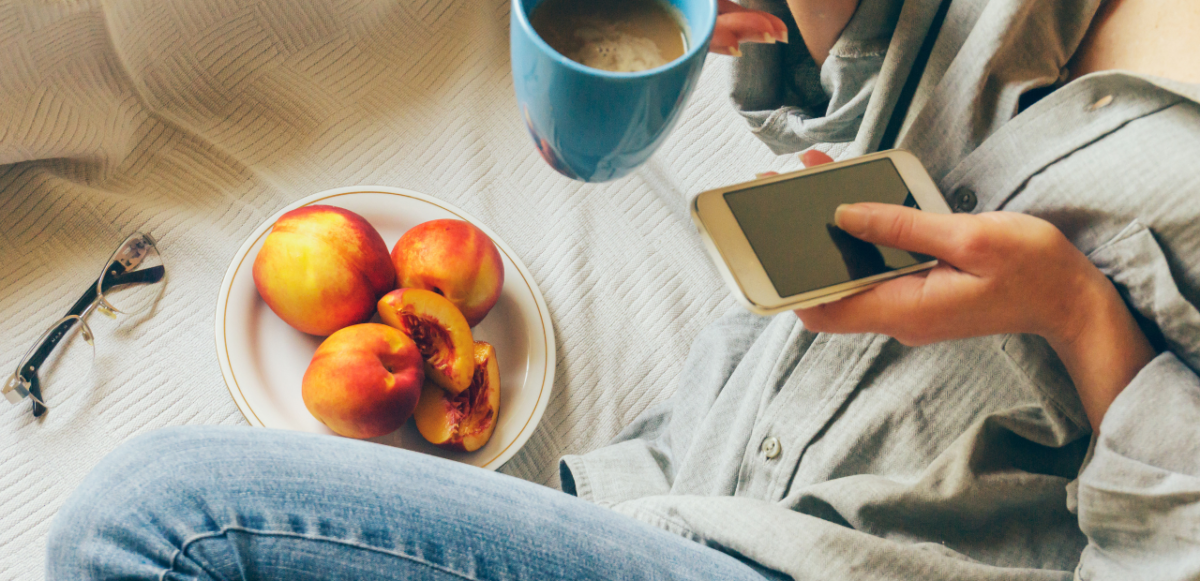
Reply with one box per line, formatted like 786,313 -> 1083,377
691,149 -> 952,315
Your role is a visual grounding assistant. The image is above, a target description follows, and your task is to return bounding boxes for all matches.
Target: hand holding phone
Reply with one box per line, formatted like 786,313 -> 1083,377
692,149 -> 952,315
696,149 -> 1157,434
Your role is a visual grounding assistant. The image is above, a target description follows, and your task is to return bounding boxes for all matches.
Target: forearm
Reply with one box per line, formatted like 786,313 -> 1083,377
1047,274 -> 1157,433
785,0 -> 859,66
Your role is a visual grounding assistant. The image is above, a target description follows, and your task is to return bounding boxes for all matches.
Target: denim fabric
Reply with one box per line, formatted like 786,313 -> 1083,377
46,426 -> 779,581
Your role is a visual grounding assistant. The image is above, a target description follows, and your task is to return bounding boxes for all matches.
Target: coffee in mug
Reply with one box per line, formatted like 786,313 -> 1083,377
512,0 -> 715,181
531,0 -> 687,73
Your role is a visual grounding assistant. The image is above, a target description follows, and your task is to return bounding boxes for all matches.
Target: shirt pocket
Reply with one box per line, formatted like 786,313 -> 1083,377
999,220 -> 1200,443
1001,333 -> 1090,441
1087,220 -> 1200,372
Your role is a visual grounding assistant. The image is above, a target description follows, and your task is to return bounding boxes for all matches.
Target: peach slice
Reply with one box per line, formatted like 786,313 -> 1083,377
378,288 -> 474,394
414,341 -> 501,452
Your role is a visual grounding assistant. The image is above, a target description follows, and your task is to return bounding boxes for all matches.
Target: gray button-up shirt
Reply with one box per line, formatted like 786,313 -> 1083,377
561,1 -> 1200,579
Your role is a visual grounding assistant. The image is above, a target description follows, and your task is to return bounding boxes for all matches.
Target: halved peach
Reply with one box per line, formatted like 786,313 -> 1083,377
414,341 -> 501,452
378,288 -> 474,394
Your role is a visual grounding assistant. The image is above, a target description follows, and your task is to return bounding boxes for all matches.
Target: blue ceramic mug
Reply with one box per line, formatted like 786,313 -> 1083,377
511,0 -> 717,182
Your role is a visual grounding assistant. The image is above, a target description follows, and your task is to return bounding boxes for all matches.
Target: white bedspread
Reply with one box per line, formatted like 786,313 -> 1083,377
0,0 -> 832,577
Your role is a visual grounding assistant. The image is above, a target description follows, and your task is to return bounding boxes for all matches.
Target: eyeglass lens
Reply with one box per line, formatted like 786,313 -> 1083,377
98,233 -> 166,317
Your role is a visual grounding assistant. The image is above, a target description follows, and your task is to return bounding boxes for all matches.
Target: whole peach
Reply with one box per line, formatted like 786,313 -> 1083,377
302,323 -> 424,439
391,220 -> 504,327
253,205 -> 395,336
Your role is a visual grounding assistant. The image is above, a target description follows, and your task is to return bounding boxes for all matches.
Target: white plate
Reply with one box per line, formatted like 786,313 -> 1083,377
214,186 -> 555,470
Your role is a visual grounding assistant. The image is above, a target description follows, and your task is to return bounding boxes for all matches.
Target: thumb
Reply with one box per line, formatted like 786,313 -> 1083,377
834,203 -> 967,260
800,149 -> 834,167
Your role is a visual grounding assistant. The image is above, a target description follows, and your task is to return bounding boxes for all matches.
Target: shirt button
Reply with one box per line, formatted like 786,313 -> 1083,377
1088,95 -> 1114,111
950,187 -> 977,212
761,437 -> 781,459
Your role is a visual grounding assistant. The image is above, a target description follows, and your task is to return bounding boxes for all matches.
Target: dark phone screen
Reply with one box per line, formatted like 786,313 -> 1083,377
723,159 -> 929,298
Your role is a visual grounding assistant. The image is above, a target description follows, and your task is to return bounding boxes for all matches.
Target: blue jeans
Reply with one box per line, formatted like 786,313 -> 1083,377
47,426 -> 777,580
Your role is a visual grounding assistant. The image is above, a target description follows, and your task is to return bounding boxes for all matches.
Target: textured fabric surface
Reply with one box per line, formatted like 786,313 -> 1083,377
0,0 -> 816,578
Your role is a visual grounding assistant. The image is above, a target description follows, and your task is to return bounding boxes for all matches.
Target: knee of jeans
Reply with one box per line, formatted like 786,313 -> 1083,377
47,426 -> 244,567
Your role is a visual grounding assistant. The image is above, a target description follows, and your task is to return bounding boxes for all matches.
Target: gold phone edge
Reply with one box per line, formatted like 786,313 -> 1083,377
692,150 -> 946,316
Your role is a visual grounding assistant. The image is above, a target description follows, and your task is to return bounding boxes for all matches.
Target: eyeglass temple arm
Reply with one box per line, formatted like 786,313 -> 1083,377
21,264 -> 165,417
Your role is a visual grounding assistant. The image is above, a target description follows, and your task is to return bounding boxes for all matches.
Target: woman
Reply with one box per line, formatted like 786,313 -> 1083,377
48,0 -> 1200,579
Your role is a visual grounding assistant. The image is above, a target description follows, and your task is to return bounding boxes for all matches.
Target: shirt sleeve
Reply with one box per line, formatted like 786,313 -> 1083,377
559,396 -> 675,506
730,0 -> 902,154
560,307 -> 773,505
1074,353 -> 1200,581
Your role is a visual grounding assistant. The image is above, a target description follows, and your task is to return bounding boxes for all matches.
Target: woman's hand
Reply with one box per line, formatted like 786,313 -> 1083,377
710,0 -> 788,57
793,201 -> 1156,431
797,208 -> 1097,345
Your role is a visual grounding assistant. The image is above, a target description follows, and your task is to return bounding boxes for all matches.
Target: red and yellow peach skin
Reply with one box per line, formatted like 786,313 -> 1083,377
253,205 -> 395,336
301,323 -> 425,439
391,220 -> 504,327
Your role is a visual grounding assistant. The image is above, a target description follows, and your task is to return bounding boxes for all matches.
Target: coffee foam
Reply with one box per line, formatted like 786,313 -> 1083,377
565,22 -> 670,72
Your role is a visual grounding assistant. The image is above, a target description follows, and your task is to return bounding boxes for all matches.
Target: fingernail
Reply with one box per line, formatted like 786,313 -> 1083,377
729,45 -> 743,57
778,28 -> 788,43
761,33 -> 776,43
834,204 -> 867,235
799,149 -> 834,167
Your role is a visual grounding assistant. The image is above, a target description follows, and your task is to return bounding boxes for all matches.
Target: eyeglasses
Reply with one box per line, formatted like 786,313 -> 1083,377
4,232 -> 166,417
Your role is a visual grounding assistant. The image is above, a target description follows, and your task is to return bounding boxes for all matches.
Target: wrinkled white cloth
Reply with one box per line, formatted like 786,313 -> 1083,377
0,0 -> 826,578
